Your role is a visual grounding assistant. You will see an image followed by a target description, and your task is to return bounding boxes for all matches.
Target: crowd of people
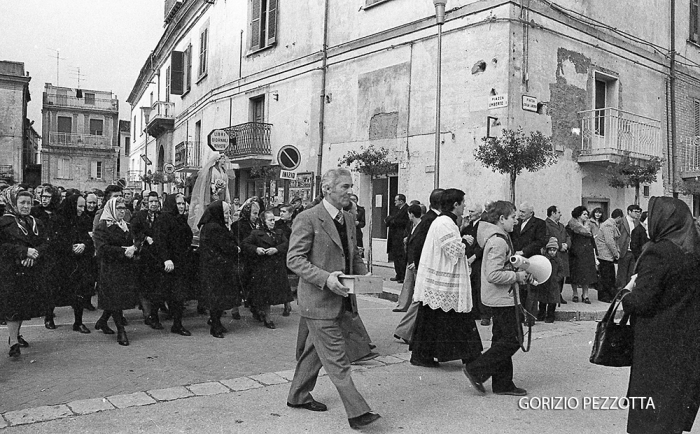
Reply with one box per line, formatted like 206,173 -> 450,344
2,173 -> 700,432
0,181 -> 328,351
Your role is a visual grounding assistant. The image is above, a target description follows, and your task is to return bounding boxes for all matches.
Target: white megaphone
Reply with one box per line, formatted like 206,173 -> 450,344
510,255 -> 552,284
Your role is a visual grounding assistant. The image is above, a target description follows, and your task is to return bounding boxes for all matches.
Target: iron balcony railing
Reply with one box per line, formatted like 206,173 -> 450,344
49,132 -> 113,148
681,137 -> 700,173
579,108 -> 662,160
222,122 -> 272,158
174,141 -> 201,169
45,94 -> 118,111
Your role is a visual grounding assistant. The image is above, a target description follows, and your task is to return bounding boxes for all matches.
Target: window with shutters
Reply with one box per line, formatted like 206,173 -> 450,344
694,100 -> 700,136
249,0 -> 278,52
186,45 -> 192,92
90,119 -> 104,136
57,116 -> 72,133
165,67 -> 171,102
170,51 -> 184,96
125,137 -> 131,155
692,0 -> 700,43
57,158 -> 71,179
199,28 -> 208,79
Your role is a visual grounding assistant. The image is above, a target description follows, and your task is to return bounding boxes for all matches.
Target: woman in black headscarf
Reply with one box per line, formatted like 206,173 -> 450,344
231,197 -> 262,320
31,184 -> 64,329
242,209 -> 293,329
156,193 -> 194,336
0,186 -> 48,357
622,197 -> 700,434
55,193 -> 95,333
198,200 -> 241,338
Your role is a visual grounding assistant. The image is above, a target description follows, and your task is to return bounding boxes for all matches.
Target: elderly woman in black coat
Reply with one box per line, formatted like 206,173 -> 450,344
93,197 -> 140,346
0,187 -> 47,357
231,197 -> 262,320
566,206 -> 598,304
56,193 -> 96,333
242,209 -> 293,329
156,193 -> 194,336
622,197 -> 700,434
198,200 -> 241,338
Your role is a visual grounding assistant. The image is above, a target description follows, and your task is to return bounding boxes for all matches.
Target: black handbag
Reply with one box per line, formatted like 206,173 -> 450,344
589,288 -> 633,367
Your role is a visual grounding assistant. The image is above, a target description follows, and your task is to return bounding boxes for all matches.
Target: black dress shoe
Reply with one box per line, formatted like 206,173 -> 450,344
397,280 -> 404,284
348,412 -> 381,429
409,357 -> 439,368
495,387 -> 528,396
462,365 -> 486,394
264,320 -> 276,329
117,329 -> 129,346
16,335 -> 29,348
171,325 -> 192,336
9,343 -> 21,358
95,321 -> 115,335
389,277 -> 400,281
287,399 -> 328,412
145,316 -> 164,330
210,327 -> 224,338
393,334 -> 409,345
282,308 -> 290,317
44,317 -> 56,329
73,324 -> 91,334
353,352 -> 379,363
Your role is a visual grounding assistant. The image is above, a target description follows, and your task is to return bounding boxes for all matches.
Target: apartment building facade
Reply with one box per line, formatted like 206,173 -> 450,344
41,84 -> 120,191
128,0 -> 700,255
0,61 -> 32,184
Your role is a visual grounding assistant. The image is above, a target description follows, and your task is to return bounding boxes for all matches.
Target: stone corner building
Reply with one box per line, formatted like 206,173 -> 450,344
0,60 -> 32,184
41,83 -> 120,190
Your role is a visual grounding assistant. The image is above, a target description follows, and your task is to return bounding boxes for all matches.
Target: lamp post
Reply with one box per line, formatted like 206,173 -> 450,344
433,0 -> 446,189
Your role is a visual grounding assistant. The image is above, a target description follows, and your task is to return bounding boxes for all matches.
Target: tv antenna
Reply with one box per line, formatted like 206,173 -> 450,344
70,66 -> 87,88
47,48 -> 67,86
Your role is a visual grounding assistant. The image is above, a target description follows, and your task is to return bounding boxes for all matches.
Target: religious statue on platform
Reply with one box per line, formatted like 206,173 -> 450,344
187,153 -> 235,237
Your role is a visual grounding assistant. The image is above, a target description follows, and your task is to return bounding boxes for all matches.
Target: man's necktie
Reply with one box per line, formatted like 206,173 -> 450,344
335,212 -> 344,226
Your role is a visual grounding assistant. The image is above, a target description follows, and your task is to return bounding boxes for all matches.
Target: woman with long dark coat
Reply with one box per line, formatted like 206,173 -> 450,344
0,187 -> 48,357
93,197 -> 140,346
622,197 -> 700,434
230,197 -> 261,319
156,193 -> 194,336
198,200 -> 241,338
131,192 -> 163,329
242,210 -> 293,329
30,185 -> 63,329
566,206 -> 598,304
56,193 -> 95,333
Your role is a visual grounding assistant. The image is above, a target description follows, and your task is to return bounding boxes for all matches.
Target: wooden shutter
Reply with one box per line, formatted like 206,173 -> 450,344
267,0 -> 277,45
694,100 -> 700,136
91,161 -> 97,179
170,51 -> 184,95
692,0 -> 700,43
199,28 -> 208,76
251,0 -> 261,49
186,45 -> 192,91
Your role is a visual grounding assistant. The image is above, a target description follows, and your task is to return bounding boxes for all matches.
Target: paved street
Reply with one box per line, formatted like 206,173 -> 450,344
1,268 -> 692,433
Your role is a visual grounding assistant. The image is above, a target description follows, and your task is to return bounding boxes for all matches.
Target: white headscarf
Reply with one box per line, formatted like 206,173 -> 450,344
100,197 -> 129,232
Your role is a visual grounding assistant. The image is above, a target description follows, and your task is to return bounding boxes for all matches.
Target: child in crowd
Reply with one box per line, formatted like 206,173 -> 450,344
536,237 -> 565,323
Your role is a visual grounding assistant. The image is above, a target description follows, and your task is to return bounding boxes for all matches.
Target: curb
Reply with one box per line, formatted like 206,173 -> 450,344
0,352 -> 411,429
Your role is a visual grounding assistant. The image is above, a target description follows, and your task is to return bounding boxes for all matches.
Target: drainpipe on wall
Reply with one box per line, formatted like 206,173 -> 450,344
316,0 -> 330,197
670,0 -> 677,194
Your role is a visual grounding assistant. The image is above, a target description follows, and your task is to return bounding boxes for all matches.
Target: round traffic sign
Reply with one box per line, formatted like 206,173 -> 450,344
278,145 -> 301,170
163,163 -> 175,174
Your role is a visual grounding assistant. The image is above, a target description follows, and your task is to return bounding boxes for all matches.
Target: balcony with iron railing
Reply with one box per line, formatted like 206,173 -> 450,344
578,108 -> 662,164
680,137 -> 700,179
44,93 -> 118,112
174,141 -> 201,172
47,132 -> 114,148
222,122 -> 272,160
146,101 -> 175,138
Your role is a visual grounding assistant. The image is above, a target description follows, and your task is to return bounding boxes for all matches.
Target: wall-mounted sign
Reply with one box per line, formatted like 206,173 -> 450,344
208,129 -> 229,152
522,95 -> 538,112
278,145 -> 301,171
140,154 -> 152,165
488,95 -> 508,109
280,170 -> 297,180
163,163 -> 175,174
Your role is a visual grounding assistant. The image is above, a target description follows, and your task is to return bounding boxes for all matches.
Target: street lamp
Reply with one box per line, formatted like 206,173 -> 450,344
433,0 -> 446,189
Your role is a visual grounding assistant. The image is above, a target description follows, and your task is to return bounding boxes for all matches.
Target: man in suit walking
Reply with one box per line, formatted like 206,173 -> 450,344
462,203 -> 488,325
616,204 -> 641,288
392,204 -> 424,312
286,168 -> 381,430
385,194 -> 409,283
511,202 -> 547,325
393,189 -> 443,343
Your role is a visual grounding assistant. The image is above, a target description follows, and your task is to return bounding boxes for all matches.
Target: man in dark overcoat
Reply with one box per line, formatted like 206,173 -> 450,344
385,194 -> 409,283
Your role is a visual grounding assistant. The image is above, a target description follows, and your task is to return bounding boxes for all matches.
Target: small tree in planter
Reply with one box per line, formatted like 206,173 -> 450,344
474,127 -> 557,203
249,162 -> 280,206
338,145 -> 397,272
606,155 -> 663,205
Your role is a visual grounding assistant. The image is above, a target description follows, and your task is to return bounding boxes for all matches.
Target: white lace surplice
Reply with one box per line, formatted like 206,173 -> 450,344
413,215 -> 472,313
